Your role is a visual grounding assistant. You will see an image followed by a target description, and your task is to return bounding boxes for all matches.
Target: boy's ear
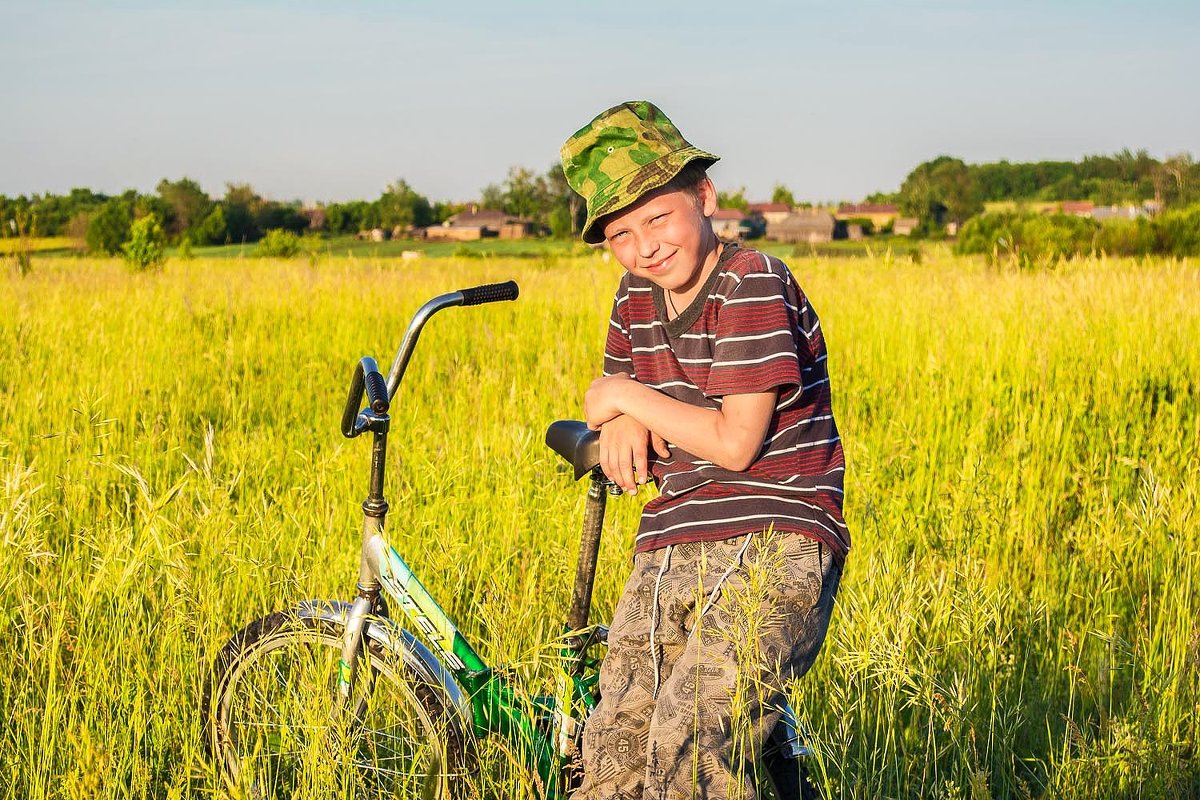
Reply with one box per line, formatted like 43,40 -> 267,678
698,177 -> 718,217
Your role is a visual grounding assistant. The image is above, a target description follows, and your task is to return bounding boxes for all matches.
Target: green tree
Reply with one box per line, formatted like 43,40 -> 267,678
899,156 -> 983,235
479,166 -> 556,225
326,200 -> 375,233
501,166 -> 551,222
771,184 -> 795,207
546,162 -> 582,236
717,187 -> 748,211
431,201 -> 467,225
376,179 -> 433,231
7,188 -> 107,236
1156,153 -> 1197,207
255,201 -> 308,235
254,229 -> 302,258
549,205 -> 573,238
864,190 -> 900,205
86,198 -> 133,254
156,177 -> 212,238
223,183 -> 262,243
955,211 -> 1098,267
194,205 -> 228,245
122,213 -> 167,271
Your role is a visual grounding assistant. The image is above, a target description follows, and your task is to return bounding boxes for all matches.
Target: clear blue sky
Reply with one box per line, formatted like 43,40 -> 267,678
3,0 -> 1197,205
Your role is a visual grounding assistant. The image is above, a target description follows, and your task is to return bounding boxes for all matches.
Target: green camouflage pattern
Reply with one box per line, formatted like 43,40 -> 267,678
561,100 -> 719,244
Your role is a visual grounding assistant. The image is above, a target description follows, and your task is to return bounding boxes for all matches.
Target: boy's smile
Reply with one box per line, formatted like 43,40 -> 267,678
601,178 -> 722,303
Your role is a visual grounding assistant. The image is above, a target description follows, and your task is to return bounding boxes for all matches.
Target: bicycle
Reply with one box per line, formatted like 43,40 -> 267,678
202,281 -> 819,799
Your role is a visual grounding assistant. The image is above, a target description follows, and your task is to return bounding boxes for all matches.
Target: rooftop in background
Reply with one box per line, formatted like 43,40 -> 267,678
838,203 -> 899,215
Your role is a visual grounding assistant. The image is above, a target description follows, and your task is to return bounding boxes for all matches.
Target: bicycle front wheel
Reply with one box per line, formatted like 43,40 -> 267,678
203,611 -> 463,799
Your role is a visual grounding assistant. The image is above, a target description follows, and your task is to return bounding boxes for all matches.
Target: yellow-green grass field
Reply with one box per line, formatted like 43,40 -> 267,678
0,237 -> 79,255
1,249 -> 1197,799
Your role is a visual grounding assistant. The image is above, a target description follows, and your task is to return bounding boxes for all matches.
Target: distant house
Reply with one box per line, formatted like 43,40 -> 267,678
423,224 -> 484,242
892,217 -> 919,236
1057,201 -> 1095,217
835,203 -> 900,231
767,210 -> 835,243
423,208 -> 537,241
1092,204 -> 1150,221
747,202 -> 793,226
712,208 -> 747,241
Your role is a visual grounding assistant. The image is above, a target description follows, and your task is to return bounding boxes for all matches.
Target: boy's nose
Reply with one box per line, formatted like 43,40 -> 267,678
637,234 -> 659,260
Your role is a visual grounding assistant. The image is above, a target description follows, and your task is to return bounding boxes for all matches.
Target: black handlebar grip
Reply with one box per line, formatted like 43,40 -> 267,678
341,363 -> 366,438
458,280 -> 519,307
363,367 -> 389,414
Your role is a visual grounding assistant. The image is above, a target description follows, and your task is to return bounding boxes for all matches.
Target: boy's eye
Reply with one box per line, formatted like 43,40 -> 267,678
609,230 -> 628,242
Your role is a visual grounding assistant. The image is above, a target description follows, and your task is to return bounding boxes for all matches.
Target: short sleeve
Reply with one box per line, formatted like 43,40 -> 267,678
705,261 -> 803,399
602,283 -> 635,378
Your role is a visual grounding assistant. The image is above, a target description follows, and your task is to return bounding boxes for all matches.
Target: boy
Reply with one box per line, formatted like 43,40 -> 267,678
560,101 -> 849,800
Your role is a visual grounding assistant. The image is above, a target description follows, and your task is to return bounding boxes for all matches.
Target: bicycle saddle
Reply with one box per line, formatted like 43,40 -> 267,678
545,420 -> 600,480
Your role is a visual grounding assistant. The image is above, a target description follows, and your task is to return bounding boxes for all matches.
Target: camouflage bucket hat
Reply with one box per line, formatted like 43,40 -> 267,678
561,100 -> 719,244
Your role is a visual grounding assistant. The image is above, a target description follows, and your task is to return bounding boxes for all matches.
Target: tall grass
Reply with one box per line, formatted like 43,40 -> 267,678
1,249 -> 1196,798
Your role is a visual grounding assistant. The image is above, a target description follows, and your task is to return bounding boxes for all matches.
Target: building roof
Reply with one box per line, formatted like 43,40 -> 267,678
713,208 -> 746,220
446,209 -> 529,227
771,211 -> 835,230
837,203 -> 899,215
747,202 -> 791,214
1058,201 -> 1095,215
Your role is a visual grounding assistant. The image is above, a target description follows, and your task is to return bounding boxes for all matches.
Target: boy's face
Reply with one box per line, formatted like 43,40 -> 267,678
600,177 -> 718,294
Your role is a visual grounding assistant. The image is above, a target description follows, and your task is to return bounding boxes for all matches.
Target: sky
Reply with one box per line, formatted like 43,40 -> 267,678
2,0 -> 1198,206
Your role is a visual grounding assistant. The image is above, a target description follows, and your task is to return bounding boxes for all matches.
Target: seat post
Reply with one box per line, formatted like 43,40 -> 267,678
566,468 -> 608,635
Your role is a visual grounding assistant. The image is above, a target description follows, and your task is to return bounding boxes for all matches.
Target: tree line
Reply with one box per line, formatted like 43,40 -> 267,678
870,149 -> 1199,236
0,164 -> 582,253
2,150 -> 1196,253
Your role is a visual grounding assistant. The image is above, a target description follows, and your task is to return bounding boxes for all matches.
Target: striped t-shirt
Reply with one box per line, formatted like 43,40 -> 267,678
603,243 -> 850,560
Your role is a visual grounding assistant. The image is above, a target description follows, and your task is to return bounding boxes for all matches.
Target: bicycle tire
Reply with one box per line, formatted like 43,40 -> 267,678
761,748 -> 820,800
203,611 -> 465,799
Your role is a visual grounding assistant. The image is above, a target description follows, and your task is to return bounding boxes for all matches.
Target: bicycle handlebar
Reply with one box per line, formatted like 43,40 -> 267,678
382,280 -> 520,399
342,281 -> 520,438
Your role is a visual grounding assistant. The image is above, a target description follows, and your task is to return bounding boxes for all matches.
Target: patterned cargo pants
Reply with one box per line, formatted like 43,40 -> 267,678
572,532 -> 840,800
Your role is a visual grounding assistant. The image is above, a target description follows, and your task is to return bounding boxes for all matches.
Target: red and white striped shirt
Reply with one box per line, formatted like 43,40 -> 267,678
603,244 -> 849,559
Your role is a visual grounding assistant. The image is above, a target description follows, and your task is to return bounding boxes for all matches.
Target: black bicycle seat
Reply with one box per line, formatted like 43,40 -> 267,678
545,420 -> 600,480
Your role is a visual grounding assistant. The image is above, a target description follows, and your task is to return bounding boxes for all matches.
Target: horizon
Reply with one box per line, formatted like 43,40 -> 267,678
3,1 -> 1198,205
0,146 -> 1178,209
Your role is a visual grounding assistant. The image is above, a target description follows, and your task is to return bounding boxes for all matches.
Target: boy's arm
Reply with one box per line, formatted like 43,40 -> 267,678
586,373 -> 776,473
595,280 -> 673,492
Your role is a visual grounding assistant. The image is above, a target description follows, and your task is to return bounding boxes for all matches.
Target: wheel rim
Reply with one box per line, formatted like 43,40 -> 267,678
214,621 -> 452,799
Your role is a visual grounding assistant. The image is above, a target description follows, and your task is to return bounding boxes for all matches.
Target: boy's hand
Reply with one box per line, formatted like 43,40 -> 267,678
598,415 -> 670,494
585,373 -> 634,430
